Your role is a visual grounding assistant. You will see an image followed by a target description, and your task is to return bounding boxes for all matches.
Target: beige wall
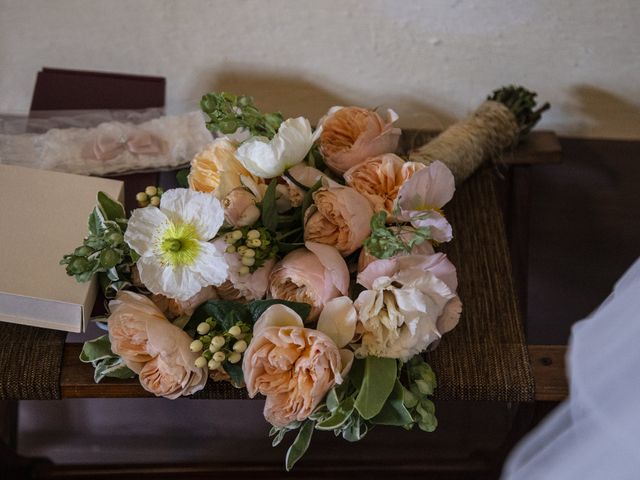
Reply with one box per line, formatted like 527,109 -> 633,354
1,0 -> 638,139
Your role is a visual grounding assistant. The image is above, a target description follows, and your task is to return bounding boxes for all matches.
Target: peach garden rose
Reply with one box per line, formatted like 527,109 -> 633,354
242,304 -> 353,427
344,153 -> 424,216
108,291 -> 208,399
303,182 -> 373,256
318,106 -> 401,174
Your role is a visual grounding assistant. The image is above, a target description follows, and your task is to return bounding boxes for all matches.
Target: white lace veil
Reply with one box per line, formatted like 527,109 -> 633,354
0,109 -> 212,175
502,257 -> 640,480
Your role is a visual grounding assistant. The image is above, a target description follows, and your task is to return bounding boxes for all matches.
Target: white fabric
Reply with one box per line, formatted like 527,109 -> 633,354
502,257 -> 640,480
0,111 -> 212,175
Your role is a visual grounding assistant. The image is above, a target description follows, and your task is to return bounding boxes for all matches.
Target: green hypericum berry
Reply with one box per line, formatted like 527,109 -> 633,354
99,249 -> 121,268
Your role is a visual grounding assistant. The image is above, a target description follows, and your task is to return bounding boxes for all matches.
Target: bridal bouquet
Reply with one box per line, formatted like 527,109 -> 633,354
62,87 -> 547,469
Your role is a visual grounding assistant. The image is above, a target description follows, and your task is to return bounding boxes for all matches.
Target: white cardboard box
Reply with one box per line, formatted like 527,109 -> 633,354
0,164 -> 124,332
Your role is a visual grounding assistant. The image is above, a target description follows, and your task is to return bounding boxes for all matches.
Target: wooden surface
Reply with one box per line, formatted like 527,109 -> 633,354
61,343 -> 569,401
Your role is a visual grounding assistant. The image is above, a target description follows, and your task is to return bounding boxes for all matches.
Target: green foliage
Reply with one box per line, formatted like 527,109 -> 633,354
353,356 -> 397,419
488,85 -> 550,137
200,92 -> 283,138
363,211 -> 432,259
60,192 -> 136,297
259,179 -> 279,232
285,420 -> 315,471
176,168 -> 190,188
403,355 -> 438,432
79,335 -> 135,383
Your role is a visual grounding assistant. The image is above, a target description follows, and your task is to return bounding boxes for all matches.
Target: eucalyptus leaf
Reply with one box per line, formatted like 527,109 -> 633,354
371,380 -> 414,427
285,420 -> 314,471
79,335 -> 114,363
354,356 -> 397,420
260,179 -> 279,232
93,356 -> 136,383
316,396 -> 355,431
97,191 -> 126,221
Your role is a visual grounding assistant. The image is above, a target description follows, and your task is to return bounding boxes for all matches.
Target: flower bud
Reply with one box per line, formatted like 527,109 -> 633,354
208,359 -> 221,370
232,340 -> 247,353
242,248 -> 256,258
194,356 -> 207,368
213,351 -> 226,362
247,229 -> 261,240
150,196 -> 161,207
145,186 -> 158,197
228,352 -> 242,364
228,325 -> 242,338
196,322 -> 211,335
135,192 -> 148,203
225,245 -> 236,253
246,238 -> 261,248
237,245 -> 248,255
211,336 -> 226,349
238,266 -> 250,275
190,339 -> 204,353
231,230 -> 243,241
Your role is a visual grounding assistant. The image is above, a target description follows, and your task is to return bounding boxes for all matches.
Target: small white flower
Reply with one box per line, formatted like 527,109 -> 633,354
235,117 -> 317,178
124,188 -> 228,301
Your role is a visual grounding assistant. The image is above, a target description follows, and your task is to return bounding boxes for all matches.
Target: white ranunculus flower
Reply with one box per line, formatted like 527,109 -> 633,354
124,188 -> 228,301
353,269 -> 455,361
235,117 -> 317,178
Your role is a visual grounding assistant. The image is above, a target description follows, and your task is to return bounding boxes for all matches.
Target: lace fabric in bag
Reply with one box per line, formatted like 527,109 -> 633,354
0,110 -> 212,175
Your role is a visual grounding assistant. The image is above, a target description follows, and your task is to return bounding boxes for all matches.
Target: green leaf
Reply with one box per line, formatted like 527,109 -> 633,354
300,179 -> 323,222
79,335 -> 115,363
93,356 -> 136,383
371,380 -> 414,426
176,168 -> 190,188
247,299 -> 311,324
260,179 -> 278,232
186,300 -> 253,335
97,191 -> 126,221
223,361 -> 245,387
342,415 -> 369,442
348,358 -> 365,390
353,356 -> 397,420
88,207 -> 106,236
285,420 -> 314,471
316,396 -> 355,430
325,388 -> 340,413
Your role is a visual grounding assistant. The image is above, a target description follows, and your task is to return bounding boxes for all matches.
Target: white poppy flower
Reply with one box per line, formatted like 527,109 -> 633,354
235,117 -> 317,178
124,188 -> 228,301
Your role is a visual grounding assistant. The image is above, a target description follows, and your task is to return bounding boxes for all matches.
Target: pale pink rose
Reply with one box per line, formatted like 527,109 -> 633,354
396,160 -> 456,243
222,188 -> 261,227
269,242 -> 349,321
151,286 -> 218,319
212,238 -> 275,301
283,163 -> 328,207
107,291 -> 208,398
318,106 -> 401,174
344,154 -> 424,215
243,304 -> 351,427
304,183 -> 373,256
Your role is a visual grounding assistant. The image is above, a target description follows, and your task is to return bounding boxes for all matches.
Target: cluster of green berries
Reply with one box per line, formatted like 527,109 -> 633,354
402,356 -> 438,432
224,227 -> 277,275
189,318 -> 251,372
135,185 -> 164,208
61,224 -> 128,281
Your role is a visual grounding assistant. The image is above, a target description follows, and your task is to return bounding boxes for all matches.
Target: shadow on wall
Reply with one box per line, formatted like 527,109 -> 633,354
189,65 -> 456,131
568,85 -> 640,138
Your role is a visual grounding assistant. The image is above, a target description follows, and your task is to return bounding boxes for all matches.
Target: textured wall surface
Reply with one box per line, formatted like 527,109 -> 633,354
1,0 -> 639,138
